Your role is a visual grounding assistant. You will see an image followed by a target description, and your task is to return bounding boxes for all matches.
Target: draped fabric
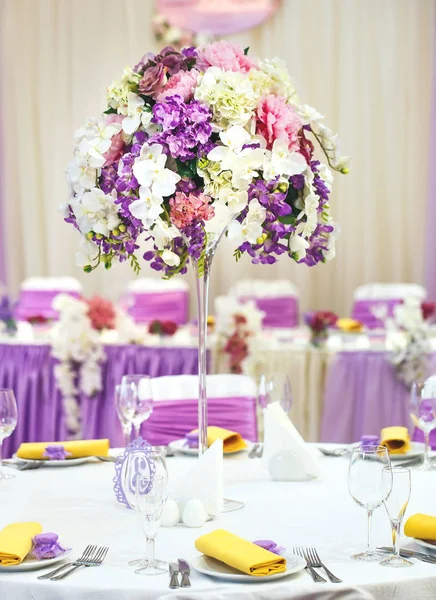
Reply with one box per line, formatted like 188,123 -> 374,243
425,13 -> 436,300
0,0 -> 434,316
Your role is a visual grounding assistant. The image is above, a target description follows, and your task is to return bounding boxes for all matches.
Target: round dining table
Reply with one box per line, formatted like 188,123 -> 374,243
1,447 -> 435,599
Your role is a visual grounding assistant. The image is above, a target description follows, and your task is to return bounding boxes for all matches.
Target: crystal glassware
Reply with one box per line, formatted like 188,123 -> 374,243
380,466 -> 413,568
134,475 -> 167,575
120,375 -> 153,439
258,373 -> 293,413
348,445 -> 393,561
114,384 -> 133,447
410,378 -> 436,470
0,389 -> 18,480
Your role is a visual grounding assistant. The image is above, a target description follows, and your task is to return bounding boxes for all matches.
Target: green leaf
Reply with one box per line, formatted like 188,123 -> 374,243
244,47 -> 250,55
129,254 -> 141,276
103,107 -> 117,114
233,248 -> 243,262
278,214 -> 296,225
176,158 -> 197,179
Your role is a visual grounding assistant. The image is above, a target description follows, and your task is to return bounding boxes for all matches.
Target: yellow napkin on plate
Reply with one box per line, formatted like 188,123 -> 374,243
195,529 -> 286,576
404,513 -> 436,541
380,426 -> 411,454
337,318 -> 364,333
0,522 -> 42,566
188,426 -> 247,453
16,439 -> 110,460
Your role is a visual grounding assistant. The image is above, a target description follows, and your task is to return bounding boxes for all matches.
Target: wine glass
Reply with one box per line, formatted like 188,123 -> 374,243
123,450 -> 168,568
114,384 -> 133,447
258,373 -> 293,413
134,475 -> 167,576
410,378 -> 436,470
0,389 -> 18,480
380,467 -> 413,568
348,445 -> 392,561
120,375 -> 153,439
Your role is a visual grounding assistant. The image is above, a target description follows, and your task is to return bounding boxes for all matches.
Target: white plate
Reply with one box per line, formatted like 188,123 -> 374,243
415,539 -> 436,553
190,553 -> 306,582
168,439 -> 251,456
388,442 -> 425,461
12,454 -> 90,467
0,549 -> 73,572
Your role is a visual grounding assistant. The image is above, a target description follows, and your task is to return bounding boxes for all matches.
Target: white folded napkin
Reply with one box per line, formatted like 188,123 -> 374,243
262,402 -> 321,479
171,439 -> 223,516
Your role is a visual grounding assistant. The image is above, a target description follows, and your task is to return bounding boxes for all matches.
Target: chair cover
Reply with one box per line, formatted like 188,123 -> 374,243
13,277 -> 82,321
121,277 -> 189,324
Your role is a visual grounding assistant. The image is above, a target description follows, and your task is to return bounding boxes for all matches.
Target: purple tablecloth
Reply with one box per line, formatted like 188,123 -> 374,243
0,343 -> 201,457
321,351 -> 436,444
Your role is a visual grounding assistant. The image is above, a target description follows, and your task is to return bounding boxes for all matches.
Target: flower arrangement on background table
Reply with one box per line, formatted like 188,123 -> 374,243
305,310 -> 338,348
148,319 -> 179,336
63,40 -> 348,454
152,13 -> 212,51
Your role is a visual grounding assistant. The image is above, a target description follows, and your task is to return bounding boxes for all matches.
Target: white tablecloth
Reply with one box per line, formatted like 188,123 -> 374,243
1,448 -> 436,600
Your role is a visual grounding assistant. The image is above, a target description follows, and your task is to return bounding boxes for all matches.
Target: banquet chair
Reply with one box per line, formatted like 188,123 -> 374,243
121,277 -> 189,325
229,279 -> 300,328
351,283 -> 426,329
13,276 -> 83,322
141,374 -> 258,446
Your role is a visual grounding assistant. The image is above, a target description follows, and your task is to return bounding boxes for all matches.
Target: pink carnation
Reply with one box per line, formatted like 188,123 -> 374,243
87,296 -> 116,331
196,40 -> 256,73
256,94 -> 302,151
169,191 -> 214,229
156,69 -> 199,103
103,114 -> 124,167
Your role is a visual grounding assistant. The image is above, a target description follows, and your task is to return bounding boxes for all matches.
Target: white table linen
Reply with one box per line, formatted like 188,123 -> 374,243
1,448 -> 436,599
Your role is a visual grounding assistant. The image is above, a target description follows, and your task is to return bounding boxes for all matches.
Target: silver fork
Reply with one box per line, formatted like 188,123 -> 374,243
50,546 -> 108,580
293,547 -> 326,583
306,547 -> 342,583
37,545 -> 95,580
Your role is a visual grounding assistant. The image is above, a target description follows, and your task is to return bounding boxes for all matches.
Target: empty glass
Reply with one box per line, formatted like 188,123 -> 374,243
348,445 -> 392,561
120,375 -> 153,439
258,373 -> 293,414
0,389 -> 18,480
135,475 -> 167,576
115,384 -> 133,447
380,467 -> 413,568
410,378 -> 436,470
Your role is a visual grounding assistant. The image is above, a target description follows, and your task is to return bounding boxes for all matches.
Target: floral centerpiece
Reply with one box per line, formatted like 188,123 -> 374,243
63,40 -> 348,453
305,310 -> 338,347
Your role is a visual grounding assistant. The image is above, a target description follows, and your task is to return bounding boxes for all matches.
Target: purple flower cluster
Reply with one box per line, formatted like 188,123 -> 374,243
150,95 -> 213,161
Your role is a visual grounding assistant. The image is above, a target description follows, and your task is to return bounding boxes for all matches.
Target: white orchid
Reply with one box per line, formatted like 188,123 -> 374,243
161,249 -> 180,267
121,92 -> 153,135
71,188 -> 120,236
67,156 -> 97,192
296,104 -> 324,124
289,234 -> 310,260
75,118 -> 121,169
133,143 -> 180,197
263,139 -> 307,181
152,218 -> 179,250
204,202 -> 232,235
227,199 -> 266,247
75,236 -> 100,268
311,122 -> 350,172
129,186 -> 164,227
218,187 -> 248,216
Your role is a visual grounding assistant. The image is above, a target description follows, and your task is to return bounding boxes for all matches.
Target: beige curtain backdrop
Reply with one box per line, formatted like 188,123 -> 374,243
0,0 -> 434,316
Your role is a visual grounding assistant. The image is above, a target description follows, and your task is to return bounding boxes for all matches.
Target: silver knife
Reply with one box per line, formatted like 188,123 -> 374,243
178,558 -> 191,588
377,547 -> 436,563
169,562 -> 179,589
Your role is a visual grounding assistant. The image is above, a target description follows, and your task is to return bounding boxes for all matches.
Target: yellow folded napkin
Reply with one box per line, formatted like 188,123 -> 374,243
16,439 -> 110,460
0,522 -> 42,566
195,529 -> 286,576
404,514 -> 436,541
188,426 -> 247,454
337,318 -> 364,333
380,426 -> 411,454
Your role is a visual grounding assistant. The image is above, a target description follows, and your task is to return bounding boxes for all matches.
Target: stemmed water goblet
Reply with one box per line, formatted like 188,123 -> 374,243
410,378 -> 436,470
380,467 -> 413,568
258,373 -> 293,413
0,389 -> 18,480
120,375 -> 153,439
348,445 -> 392,561
115,384 -> 133,447
134,475 -> 167,575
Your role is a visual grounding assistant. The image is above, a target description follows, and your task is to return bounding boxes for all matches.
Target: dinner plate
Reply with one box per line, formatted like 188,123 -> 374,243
0,548 -> 73,572
414,539 -> 436,553
190,553 -> 306,582
168,439 -> 251,456
388,442 -> 425,461
12,454 -> 90,467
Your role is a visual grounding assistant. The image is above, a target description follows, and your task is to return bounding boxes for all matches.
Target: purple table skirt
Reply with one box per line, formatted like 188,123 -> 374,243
321,350 -> 436,445
0,343 -> 202,457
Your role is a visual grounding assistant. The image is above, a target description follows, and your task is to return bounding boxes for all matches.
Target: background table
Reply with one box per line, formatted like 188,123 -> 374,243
1,448 -> 435,599
0,343 -> 200,457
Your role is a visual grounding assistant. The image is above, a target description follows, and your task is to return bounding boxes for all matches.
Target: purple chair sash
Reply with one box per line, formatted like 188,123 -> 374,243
351,299 -> 403,329
124,291 -> 189,324
141,396 -> 258,445
14,290 -> 81,321
239,296 -> 299,328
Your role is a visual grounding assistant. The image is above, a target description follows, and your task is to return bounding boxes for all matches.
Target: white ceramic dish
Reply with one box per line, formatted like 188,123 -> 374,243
388,442 -> 425,461
190,553 -> 306,582
168,439 -> 251,456
415,539 -> 436,553
12,454 -> 90,467
0,549 -> 73,572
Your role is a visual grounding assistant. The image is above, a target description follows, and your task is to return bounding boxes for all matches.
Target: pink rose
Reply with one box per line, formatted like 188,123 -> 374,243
256,94 -> 302,151
196,40 -> 256,73
156,69 -> 199,103
103,114 -> 124,167
169,191 -> 214,229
